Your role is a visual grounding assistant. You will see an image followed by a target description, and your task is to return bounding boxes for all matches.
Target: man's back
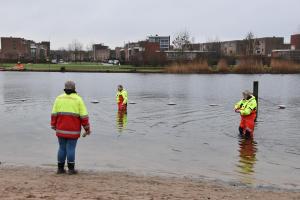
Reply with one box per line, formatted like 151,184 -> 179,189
51,93 -> 89,139
54,93 -> 82,114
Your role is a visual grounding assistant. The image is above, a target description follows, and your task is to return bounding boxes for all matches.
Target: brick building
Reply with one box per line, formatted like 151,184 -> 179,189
115,47 -> 123,62
189,37 -> 288,57
221,40 -> 246,56
272,49 -> 300,62
291,34 -> 300,50
92,44 -> 110,62
199,42 -> 221,55
165,50 -> 216,61
148,35 -> 170,51
271,34 -> 300,62
0,37 -> 50,62
119,41 -> 162,65
253,37 -> 289,56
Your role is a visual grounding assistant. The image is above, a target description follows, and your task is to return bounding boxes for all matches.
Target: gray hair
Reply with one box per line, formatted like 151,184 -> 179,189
242,90 -> 252,97
65,81 -> 76,90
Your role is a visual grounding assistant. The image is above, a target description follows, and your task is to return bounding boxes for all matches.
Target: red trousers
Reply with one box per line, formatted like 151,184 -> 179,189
239,112 -> 256,137
118,103 -> 127,112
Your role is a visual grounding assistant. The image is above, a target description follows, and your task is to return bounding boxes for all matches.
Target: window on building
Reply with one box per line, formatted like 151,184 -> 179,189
31,48 -> 36,57
12,41 -> 16,50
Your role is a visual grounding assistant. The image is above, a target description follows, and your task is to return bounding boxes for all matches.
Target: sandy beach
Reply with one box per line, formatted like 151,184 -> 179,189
0,165 -> 299,200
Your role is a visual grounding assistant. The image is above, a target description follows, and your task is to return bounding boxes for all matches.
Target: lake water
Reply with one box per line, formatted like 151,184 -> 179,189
0,72 -> 299,190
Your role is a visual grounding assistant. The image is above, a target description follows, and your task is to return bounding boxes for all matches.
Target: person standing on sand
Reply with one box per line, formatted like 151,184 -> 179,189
51,81 -> 91,174
234,90 -> 257,138
116,85 -> 128,112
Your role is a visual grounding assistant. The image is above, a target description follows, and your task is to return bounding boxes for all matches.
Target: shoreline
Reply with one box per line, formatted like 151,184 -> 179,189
0,68 -> 300,75
0,68 -> 164,74
1,58 -> 300,74
0,165 -> 299,200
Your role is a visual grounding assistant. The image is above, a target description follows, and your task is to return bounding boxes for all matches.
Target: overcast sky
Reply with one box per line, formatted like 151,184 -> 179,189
0,0 -> 299,50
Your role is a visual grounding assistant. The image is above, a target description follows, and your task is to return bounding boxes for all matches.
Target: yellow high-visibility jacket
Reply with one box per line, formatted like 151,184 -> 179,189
116,90 -> 128,104
235,95 -> 257,116
51,93 -> 90,139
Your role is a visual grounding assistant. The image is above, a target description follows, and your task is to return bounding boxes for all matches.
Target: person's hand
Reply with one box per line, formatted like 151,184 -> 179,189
86,130 -> 91,135
82,130 -> 91,137
235,109 -> 240,113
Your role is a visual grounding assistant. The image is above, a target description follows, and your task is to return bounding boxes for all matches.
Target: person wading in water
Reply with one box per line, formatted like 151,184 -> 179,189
234,90 -> 257,138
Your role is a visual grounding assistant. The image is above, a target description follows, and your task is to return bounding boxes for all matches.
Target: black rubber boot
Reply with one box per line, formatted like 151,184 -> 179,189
245,130 -> 252,139
67,162 -> 78,175
238,127 -> 244,136
57,162 -> 66,174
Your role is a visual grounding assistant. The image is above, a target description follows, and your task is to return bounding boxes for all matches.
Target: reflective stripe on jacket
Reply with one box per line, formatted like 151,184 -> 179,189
234,95 -> 257,116
51,93 -> 90,139
116,90 -> 128,104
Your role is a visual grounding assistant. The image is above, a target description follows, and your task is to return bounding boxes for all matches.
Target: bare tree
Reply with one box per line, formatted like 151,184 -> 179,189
244,32 -> 256,56
172,31 -> 192,51
86,42 -> 93,62
68,39 -> 83,62
57,47 -> 69,62
245,32 -> 254,40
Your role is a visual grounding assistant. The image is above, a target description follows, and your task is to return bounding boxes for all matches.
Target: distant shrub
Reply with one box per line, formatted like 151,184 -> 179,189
216,59 -> 230,73
60,66 -> 66,72
233,57 -> 265,74
165,60 -> 211,74
270,59 -> 300,74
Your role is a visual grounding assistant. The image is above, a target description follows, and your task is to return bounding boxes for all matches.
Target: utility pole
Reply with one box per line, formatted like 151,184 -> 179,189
253,81 -> 259,121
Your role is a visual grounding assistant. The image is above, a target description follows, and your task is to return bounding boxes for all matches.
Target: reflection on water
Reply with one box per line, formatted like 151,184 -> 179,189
236,137 -> 257,185
116,110 -> 127,133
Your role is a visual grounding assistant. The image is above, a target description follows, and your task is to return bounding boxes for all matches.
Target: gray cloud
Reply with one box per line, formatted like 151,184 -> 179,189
0,0 -> 299,49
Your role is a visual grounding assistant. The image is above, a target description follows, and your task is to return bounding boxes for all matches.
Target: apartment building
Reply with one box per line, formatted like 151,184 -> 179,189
92,44 -> 110,62
148,35 -> 170,51
0,37 -> 50,61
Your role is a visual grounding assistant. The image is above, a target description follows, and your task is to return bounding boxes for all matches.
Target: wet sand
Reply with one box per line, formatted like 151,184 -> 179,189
0,166 -> 299,200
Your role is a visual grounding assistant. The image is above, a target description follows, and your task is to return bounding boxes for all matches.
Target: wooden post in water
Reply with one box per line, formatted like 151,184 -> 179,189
253,81 -> 259,121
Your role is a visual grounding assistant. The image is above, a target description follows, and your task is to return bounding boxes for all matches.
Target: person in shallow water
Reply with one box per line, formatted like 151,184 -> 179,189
51,81 -> 91,174
234,90 -> 257,138
116,85 -> 128,112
